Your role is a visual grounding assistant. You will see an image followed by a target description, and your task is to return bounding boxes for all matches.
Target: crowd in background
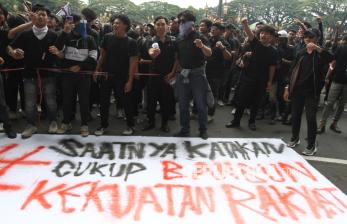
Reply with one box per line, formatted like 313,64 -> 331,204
0,3 -> 346,157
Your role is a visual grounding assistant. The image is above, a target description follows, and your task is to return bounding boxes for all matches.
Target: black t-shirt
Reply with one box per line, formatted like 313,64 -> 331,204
100,34 -> 138,77
332,45 -> 347,84
10,29 -> 58,78
242,38 -> 277,85
176,31 -> 210,69
146,35 -> 177,76
206,36 -> 230,78
137,36 -> 152,73
0,29 -> 8,59
296,52 -> 314,90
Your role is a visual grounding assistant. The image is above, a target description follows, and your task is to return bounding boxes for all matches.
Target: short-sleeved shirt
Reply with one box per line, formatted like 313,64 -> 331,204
206,36 -> 231,78
10,29 -> 57,78
100,34 -> 138,78
0,29 -> 9,59
242,38 -> 277,85
332,45 -> 347,84
146,35 -> 177,76
176,31 -> 210,69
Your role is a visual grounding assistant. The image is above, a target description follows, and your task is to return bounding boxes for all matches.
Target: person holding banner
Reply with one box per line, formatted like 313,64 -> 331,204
94,14 -> 139,136
52,14 -> 97,137
7,4 -> 58,139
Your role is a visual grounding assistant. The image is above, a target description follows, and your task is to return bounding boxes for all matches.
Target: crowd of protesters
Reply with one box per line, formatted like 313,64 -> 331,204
0,3 -> 346,156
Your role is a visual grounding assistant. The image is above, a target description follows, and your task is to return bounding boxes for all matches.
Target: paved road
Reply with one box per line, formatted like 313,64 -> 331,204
6,103 -> 347,194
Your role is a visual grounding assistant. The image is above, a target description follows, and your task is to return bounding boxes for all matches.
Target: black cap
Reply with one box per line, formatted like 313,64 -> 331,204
304,28 -> 320,39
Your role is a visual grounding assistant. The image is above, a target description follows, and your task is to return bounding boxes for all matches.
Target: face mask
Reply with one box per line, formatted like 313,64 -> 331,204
73,20 -> 87,38
179,21 -> 194,38
32,25 -> 48,40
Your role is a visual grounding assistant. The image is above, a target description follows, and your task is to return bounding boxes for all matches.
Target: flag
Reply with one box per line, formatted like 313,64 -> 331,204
56,2 -> 71,17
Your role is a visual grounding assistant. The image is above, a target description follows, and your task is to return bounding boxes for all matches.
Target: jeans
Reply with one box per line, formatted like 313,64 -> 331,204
291,88 -> 318,146
207,78 -> 222,116
177,66 -> 208,133
320,82 -> 347,125
0,75 -> 10,125
23,77 -> 57,125
61,74 -> 91,126
99,76 -> 134,128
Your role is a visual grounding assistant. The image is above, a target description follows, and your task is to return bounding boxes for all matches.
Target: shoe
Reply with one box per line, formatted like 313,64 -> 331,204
287,137 -> 300,148
302,143 -> 318,156
317,125 -> 326,134
225,121 -> 240,128
208,115 -> 214,123
174,130 -> 190,137
142,122 -> 155,131
95,127 -> 107,136
248,122 -> 256,131
9,111 -> 17,120
4,124 -> 17,139
21,125 -> 38,139
122,127 -> 134,135
48,121 -> 58,134
116,110 -> 125,119
57,123 -> 72,134
329,124 -> 342,134
199,131 -> 208,140
0,123 -> 3,132
80,125 -> 89,137
160,124 -> 170,133
217,100 -> 225,107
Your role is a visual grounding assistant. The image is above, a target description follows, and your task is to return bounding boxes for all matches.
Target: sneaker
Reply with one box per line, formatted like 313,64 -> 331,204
317,125 -> 326,134
329,124 -> 342,134
95,127 -> 107,136
248,122 -> 257,131
217,100 -> 225,107
9,111 -> 17,120
302,143 -> 318,156
287,137 -> 300,148
116,109 -> 125,119
160,124 -> 170,133
199,131 -> 208,140
48,121 -> 58,134
22,125 -> 38,139
231,108 -> 236,115
122,127 -> 134,136
208,115 -> 214,123
225,120 -> 240,128
174,130 -> 190,137
80,125 -> 89,137
4,124 -> 17,139
57,123 -> 72,134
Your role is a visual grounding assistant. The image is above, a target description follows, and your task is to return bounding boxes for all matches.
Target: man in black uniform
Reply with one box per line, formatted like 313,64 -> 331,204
142,16 -> 179,133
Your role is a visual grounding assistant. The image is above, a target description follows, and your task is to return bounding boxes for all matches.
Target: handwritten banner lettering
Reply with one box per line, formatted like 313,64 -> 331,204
0,135 -> 346,224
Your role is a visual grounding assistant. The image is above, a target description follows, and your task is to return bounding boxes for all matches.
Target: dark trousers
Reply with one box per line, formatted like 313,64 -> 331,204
233,81 -> 265,124
207,77 -> 222,116
132,76 -> 148,116
4,70 -> 25,112
291,88 -> 318,146
61,74 -> 91,126
0,74 -> 10,126
99,76 -> 134,128
147,77 -> 173,126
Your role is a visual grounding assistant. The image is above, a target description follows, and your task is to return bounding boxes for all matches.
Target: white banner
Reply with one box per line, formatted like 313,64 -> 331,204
0,134 -> 346,224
